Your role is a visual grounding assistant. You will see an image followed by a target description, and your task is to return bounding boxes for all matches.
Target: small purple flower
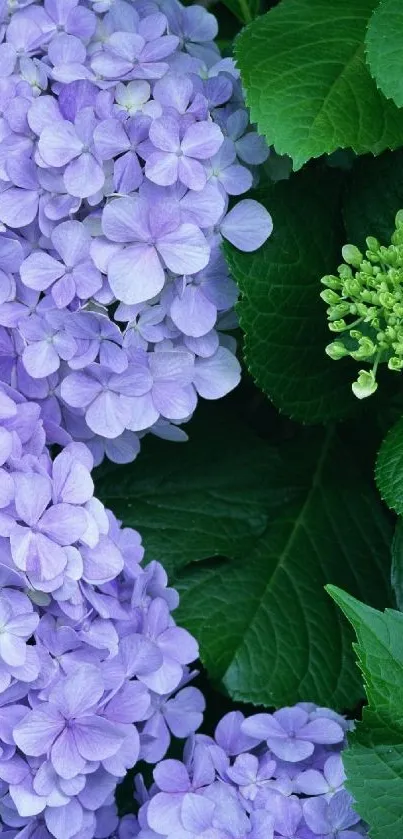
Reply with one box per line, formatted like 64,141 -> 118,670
10,469 -> 88,584
91,30 -> 179,82
99,195 -> 210,304
242,707 -> 344,763
13,665 -> 125,778
145,115 -> 223,191
20,312 -> 77,379
303,790 -> 363,838
38,108 -> 104,198
61,361 -> 151,438
20,220 -> 102,307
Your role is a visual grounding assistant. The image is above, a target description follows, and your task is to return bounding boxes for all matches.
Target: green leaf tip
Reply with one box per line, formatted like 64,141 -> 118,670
321,210 -> 403,398
325,586 -> 403,839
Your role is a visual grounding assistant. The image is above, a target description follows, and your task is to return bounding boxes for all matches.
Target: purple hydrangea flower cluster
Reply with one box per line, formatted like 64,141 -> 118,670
0,0 -> 273,465
105,704 -> 368,839
0,381 -> 204,839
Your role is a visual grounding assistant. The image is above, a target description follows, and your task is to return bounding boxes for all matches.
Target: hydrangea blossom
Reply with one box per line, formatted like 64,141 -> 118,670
105,704 -> 368,839
0,0 -> 273,465
0,382 -> 204,839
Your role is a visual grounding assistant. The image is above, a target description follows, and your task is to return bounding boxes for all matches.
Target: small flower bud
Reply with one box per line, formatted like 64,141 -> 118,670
325,341 -> 349,360
342,244 -> 363,268
321,275 -> 342,290
351,337 -> 376,360
328,319 -> 347,332
388,357 -> 403,371
351,369 -> 378,399
320,289 -> 340,305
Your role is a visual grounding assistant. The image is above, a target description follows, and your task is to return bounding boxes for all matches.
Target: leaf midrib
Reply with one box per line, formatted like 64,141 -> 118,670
222,427 -> 334,680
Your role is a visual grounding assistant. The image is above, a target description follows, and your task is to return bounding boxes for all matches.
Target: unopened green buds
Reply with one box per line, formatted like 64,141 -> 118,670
321,210 -> 403,398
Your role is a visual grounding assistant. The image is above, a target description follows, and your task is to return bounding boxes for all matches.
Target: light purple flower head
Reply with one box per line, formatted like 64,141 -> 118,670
0,384 -> 202,839
0,0 -> 272,465
122,704 -> 367,839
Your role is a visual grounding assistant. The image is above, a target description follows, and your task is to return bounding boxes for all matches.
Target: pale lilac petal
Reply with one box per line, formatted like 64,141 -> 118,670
61,372 -> 102,408
82,537 -> 124,584
178,156 -> 206,191
221,200 -> 273,252
219,163 -> 252,195
51,728 -> 86,779
180,181 -> 225,227
51,220 -> 91,267
39,503 -> 87,545
14,472 -> 51,525
147,792 -> 182,835
39,122 -> 83,167
0,44 -> 16,77
20,252 -> 65,291
194,347 -> 240,399
108,246 -> 165,305
146,151 -> 178,186
157,223 -> 209,275
154,760 -> 190,793
13,708 -> 64,756
45,799 -> 83,839
22,341 -> 60,378
300,718 -> 344,745
93,118 -> 130,160
64,152 -> 105,198
102,196 -> 149,243
181,793 -> 215,832
86,391 -> 131,438
0,634 -> 26,667
171,285 -> 216,337
149,115 -> 180,152
113,150 -> 143,193
154,73 -> 192,113
181,121 -> 223,159
126,393 -> 159,431
0,188 -> 38,228
74,716 -> 124,760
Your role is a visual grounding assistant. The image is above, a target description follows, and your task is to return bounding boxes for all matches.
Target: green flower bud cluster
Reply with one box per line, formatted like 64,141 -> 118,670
321,210 -> 403,399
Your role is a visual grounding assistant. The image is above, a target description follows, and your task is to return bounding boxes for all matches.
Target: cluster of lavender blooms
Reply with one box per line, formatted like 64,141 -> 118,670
0,381 -> 205,839
0,0 -> 273,465
103,704 -> 368,839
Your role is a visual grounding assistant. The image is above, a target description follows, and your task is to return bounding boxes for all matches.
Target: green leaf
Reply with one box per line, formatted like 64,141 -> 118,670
225,168 -> 355,424
392,519 -> 403,610
173,429 -> 392,708
235,0 -> 403,170
327,587 -> 403,838
343,149 -> 403,250
366,0 -> 403,108
95,404 -> 293,579
96,406 -> 392,708
221,0 -> 259,25
376,416 -> 403,514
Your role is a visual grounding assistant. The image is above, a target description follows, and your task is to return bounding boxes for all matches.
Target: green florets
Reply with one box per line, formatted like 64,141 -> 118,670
321,210 -> 403,399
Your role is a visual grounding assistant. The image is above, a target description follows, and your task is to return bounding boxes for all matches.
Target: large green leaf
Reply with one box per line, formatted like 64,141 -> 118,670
96,408 -> 392,707
343,149 -> 403,249
376,416 -> 403,515
176,431 -> 392,708
235,0 -> 403,170
366,0 -> 403,108
225,168 -> 354,423
328,588 -> 403,839
95,404 -> 295,578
